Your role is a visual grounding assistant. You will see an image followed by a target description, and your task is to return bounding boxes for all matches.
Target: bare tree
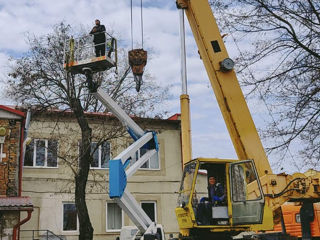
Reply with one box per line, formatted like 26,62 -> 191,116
211,0 -> 320,170
5,22 -> 168,240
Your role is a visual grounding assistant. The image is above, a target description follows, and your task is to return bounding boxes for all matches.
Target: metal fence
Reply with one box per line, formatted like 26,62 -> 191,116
19,230 -> 65,240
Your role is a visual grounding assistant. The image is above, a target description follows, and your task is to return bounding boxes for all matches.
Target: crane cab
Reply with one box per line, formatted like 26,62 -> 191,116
176,158 -> 271,237
63,32 -> 117,74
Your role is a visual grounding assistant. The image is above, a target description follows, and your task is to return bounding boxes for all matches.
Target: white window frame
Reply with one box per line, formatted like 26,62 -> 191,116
0,143 -> 4,162
106,202 -> 124,232
62,202 -> 79,233
24,139 -> 58,168
90,141 -> 111,169
134,148 -> 160,170
140,201 -> 157,222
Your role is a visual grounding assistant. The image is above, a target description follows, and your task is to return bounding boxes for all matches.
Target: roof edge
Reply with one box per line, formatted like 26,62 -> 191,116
0,105 -> 26,118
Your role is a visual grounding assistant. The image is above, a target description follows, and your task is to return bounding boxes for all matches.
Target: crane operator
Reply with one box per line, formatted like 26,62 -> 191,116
208,176 -> 225,204
196,176 -> 226,225
200,176 -> 225,205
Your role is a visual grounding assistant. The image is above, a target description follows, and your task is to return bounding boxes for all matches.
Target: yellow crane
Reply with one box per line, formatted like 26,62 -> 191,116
174,0 -> 320,239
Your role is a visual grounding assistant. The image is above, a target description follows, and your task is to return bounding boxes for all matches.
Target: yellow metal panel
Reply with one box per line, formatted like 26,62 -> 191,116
69,38 -> 74,63
193,157 -> 237,163
260,172 -> 320,214
250,205 -> 274,231
175,207 -> 194,229
226,163 -> 233,225
184,0 -> 272,176
180,94 -> 192,166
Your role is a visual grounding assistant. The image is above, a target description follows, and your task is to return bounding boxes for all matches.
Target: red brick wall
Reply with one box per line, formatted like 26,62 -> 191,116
0,164 -> 7,195
0,119 -> 21,197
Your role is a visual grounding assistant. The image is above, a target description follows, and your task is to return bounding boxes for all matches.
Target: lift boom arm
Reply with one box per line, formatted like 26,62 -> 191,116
82,71 -> 160,236
92,87 -> 158,234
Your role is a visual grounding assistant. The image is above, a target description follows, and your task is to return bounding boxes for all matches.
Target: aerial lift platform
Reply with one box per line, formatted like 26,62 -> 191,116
63,32 -> 117,74
64,33 -> 165,240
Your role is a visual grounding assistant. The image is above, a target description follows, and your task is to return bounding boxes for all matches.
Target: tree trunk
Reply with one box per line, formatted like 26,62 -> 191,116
70,96 -> 94,240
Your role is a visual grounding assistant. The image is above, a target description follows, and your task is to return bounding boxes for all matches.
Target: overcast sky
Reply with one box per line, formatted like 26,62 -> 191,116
0,0 -> 296,172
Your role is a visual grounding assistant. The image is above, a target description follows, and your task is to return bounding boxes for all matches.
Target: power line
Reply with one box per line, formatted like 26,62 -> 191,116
141,0 -> 144,48
130,0 -> 133,50
130,0 -> 145,49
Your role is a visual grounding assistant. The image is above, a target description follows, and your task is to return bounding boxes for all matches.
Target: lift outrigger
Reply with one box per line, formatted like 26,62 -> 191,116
64,33 -> 165,240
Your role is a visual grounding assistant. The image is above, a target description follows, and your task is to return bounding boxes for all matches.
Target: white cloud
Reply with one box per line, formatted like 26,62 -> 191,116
192,131 -> 236,159
0,53 -> 10,71
0,52 -> 14,104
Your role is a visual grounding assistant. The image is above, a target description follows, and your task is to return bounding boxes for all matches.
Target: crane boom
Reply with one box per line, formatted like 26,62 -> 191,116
177,0 -> 272,176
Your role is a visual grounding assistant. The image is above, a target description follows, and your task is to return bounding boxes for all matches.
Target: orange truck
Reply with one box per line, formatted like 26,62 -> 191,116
273,203 -> 320,239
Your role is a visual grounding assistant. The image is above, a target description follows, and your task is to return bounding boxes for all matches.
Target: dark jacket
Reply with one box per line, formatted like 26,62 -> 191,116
90,24 -> 106,44
208,183 -> 225,203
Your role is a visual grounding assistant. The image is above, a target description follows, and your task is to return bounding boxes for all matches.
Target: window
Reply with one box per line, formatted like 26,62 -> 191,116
141,201 -> 157,222
24,139 -> 58,167
79,141 -> 110,169
177,162 -> 196,206
63,203 -> 78,231
231,161 -> 262,202
91,141 -> 110,168
131,147 -> 160,170
0,143 -> 4,162
106,202 -> 123,231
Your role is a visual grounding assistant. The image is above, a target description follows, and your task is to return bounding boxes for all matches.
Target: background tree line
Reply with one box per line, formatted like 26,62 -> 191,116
211,0 -> 320,170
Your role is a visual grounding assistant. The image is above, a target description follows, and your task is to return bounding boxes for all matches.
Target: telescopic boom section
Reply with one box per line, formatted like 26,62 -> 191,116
177,0 -> 272,176
93,88 -> 145,138
179,8 -> 192,167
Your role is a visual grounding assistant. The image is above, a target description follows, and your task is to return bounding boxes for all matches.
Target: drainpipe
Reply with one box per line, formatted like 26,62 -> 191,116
18,119 -> 24,197
19,109 -> 30,196
12,209 -> 33,240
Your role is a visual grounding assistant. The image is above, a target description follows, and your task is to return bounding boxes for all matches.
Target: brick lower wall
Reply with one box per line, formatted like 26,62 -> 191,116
0,164 -> 8,195
0,211 -> 19,239
0,119 -> 22,197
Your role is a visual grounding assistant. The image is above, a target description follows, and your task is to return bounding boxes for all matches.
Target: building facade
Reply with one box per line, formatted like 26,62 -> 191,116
0,106 -> 33,240
20,110 -> 182,239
